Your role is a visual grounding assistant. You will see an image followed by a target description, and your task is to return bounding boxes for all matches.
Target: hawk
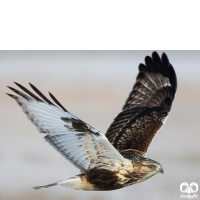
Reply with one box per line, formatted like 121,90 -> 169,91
7,52 -> 177,191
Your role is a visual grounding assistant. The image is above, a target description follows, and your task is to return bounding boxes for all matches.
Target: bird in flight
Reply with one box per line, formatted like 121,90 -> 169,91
7,52 -> 177,191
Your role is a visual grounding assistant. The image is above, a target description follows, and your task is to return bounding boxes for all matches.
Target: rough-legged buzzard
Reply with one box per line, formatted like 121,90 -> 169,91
7,52 -> 177,191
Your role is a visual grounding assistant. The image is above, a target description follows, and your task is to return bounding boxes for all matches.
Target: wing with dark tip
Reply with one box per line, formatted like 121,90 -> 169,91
7,83 -> 126,172
105,52 -> 177,157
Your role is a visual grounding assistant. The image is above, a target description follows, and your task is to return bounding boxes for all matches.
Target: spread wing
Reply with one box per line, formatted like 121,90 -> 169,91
7,83 -> 126,172
105,52 -> 177,157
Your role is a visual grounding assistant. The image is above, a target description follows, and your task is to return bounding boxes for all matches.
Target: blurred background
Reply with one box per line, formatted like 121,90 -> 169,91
0,51 -> 199,200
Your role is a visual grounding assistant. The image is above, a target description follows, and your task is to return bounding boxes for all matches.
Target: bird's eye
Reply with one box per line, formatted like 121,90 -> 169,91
148,165 -> 156,170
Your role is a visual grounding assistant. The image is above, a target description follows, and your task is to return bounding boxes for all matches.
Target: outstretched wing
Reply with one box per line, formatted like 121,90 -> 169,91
105,52 -> 177,157
7,83 -> 126,172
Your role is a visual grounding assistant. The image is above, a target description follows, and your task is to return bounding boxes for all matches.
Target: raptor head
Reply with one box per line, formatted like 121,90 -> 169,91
131,157 -> 164,182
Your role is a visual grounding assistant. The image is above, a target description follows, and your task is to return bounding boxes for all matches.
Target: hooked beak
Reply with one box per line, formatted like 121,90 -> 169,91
157,166 -> 164,174
160,168 -> 164,174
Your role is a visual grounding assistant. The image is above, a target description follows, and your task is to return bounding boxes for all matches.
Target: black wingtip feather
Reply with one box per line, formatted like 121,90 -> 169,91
168,64 -> 177,93
7,86 -> 31,100
8,82 -> 69,112
161,53 -> 177,93
161,53 -> 170,77
29,83 -> 56,106
145,56 -> 156,72
161,52 -> 169,64
152,51 -> 163,74
14,82 -> 43,102
49,92 -> 68,112
141,51 -> 177,95
6,93 -> 15,98
7,86 -> 19,94
138,63 -> 146,72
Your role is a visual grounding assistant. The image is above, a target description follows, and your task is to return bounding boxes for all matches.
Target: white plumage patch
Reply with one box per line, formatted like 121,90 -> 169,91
11,94 -> 126,172
17,98 -> 74,133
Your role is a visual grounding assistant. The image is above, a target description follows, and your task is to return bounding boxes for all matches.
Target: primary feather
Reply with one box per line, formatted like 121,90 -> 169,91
7,83 -> 126,173
105,52 -> 177,157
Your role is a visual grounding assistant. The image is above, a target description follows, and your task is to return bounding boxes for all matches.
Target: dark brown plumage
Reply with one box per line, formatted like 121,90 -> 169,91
105,52 -> 177,157
7,52 -> 177,191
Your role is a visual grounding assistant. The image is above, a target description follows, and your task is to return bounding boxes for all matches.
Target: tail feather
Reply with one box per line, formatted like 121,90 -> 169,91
32,181 -> 59,190
32,175 -> 94,191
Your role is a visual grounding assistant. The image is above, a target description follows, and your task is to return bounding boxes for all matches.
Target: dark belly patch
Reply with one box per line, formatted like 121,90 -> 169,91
86,168 -> 123,191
